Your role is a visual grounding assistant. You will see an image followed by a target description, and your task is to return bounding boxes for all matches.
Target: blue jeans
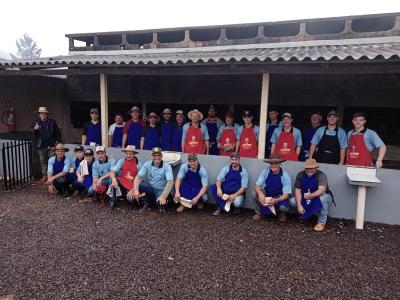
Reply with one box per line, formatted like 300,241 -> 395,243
210,184 -> 244,208
289,193 -> 333,224
139,182 -> 171,207
252,191 -> 289,214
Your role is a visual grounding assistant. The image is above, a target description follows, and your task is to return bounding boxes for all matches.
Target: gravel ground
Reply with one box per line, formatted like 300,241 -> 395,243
0,184 -> 399,300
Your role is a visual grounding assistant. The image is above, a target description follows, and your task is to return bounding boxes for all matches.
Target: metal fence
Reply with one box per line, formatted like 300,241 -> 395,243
1,140 -> 33,191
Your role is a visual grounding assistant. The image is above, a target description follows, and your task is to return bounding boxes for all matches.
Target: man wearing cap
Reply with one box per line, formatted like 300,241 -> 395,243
236,110 -> 260,158
68,145 -> 84,183
109,145 -> 142,208
31,106 -> 61,182
201,105 -> 223,155
216,111 -> 240,156
108,113 -> 125,148
346,112 -> 386,168
122,106 -> 146,149
253,153 -> 292,222
74,148 -> 96,196
171,110 -> 185,152
182,109 -> 210,154
174,153 -> 209,213
309,110 -> 348,165
270,112 -> 302,161
45,143 -> 71,196
133,147 -> 174,212
294,159 -> 333,232
265,109 -> 281,158
92,146 -> 116,194
141,112 -> 161,150
160,108 -> 174,151
301,112 -> 322,161
210,152 -> 249,216
82,108 -> 101,146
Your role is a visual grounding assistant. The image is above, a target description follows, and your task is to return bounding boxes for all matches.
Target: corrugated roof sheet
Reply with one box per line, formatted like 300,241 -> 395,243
1,40 -> 400,68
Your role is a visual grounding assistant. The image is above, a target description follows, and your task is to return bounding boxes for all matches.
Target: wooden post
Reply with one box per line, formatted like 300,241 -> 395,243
356,186 -> 367,229
258,73 -> 270,159
100,73 -> 109,146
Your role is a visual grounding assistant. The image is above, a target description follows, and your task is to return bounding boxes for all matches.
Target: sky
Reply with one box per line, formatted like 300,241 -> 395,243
0,0 -> 399,58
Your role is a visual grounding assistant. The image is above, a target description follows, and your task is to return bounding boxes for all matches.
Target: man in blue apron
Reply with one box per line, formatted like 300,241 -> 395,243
74,148 -> 96,196
160,108 -> 174,151
265,109 -> 281,158
45,143 -> 71,196
82,108 -> 101,146
171,110 -> 185,152
122,106 -> 146,149
294,159 -> 333,232
300,111 -> 322,161
68,145 -> 84,184
210,152 -> 248,216
108,113 -> 125,148
92,146 -> 116,196
174,153 -> 208,213
201,105 -> 223,155
141,112 -> 161,150
253,153 -> 292,222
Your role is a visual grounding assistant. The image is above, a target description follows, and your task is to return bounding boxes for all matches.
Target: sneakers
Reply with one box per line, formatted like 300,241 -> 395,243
212,208 -> 221,216
252,213 -> 262,221
176,205 -> 186,213
278,212 -> 287,222
139,204 -> 151,213
314,223 -> 325,232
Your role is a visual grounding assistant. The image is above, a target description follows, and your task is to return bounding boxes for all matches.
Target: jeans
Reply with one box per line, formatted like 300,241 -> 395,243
139,182 -> 171,207
209,184 -> 243,208
289,193 -> 333,224
252,191 -> 289,214
38,148 -> 51,176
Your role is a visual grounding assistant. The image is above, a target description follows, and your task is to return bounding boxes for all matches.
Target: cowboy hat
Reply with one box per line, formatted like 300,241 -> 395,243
122,145 -> 139,154
264,153 -> 286,163
53,143 -> 69,152
35,107 -> 50,114
304,159 -> 319,169
187,109 -> 203,121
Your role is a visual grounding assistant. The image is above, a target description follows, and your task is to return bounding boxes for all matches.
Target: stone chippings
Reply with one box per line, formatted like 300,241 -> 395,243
0,185 -> 399,299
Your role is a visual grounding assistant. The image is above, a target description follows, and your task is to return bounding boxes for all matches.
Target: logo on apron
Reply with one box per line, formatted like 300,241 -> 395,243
189,135 -> 198,147
349,145 -> 360,159
280,142 -> 291,154
242,137 -> 252,149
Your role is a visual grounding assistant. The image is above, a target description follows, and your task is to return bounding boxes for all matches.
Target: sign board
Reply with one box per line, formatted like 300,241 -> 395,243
346,166 -> 382,187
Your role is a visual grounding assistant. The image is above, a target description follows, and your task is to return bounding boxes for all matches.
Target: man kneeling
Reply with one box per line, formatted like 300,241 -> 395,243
174,153 -> 208,213
253,153 -> 292,221
210,152 -> 248,215
46,143 -> 71,196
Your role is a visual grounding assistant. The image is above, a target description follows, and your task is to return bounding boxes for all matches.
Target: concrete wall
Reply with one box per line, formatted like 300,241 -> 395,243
64,144 -> 400,225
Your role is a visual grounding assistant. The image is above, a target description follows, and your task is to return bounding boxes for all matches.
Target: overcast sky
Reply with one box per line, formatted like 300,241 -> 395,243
0,0 -> 399,58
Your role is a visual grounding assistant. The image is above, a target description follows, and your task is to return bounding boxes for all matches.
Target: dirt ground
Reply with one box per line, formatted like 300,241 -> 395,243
0,184 -> 399,299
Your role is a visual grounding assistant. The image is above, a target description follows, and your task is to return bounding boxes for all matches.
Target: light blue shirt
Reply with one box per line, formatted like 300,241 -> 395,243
311,126 -> 348,149
256,168 -> 292,195
138,160 -> 174,190
217,164 -> 249,189
216,124 -> 240,141
93,157 -> 116,179
177,163 -> 208,187
182,123 -> 210,141
270,127 -> 302,147
347,128 -> 385,152
47,156 -> 70,174
236,125 -> 260,141
111,158 -> 143,176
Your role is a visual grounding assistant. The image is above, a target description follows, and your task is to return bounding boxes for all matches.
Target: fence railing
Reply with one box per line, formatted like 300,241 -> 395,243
1,140 -> 33,191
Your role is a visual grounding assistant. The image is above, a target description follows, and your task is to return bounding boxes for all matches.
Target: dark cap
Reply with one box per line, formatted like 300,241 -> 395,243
281,112 -> 292,119
90,108 -> 99,114
327,110 -> 338,117
74,145 -> 84,152
242,110 -> 253,117
84,148 -> 94,156
311,111 -> 322,117
230,152 -> 240,159
151,147 -> 162,155
188,153 -> 198,161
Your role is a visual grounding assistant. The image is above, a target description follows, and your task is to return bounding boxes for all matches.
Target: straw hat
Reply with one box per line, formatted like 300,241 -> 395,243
36,107 -> 50,114
53,143 -> 69,152
187,109 -> 203,121
304,159 -> 319,169
122,145 -> 139,154
264,153 -> 286,163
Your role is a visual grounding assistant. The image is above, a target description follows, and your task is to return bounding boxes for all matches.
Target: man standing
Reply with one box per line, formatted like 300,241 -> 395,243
309,110 -> 348,164
294,159 -> 333,232
236,110 -> 259,158
133,147 -> 174,212
216,111 -> 239,156
270,112 -> 302,161
210,152 -> 248,216
171,110 -> 185,152
108,113 -> 125,148
82,108 -> 101,146
160,108 -> 174,151
346,112 -> 386,168
253,153 -> 292,222
122,106 -> 146,149
265,109 -> 281,158
31,106 -> 61,182
45,143 -> 71,196
301,111 -> 322,161
202,105 -> 223,155
182,109 -> 210,154
174,153 -> 208,213
141,112 -> 161,150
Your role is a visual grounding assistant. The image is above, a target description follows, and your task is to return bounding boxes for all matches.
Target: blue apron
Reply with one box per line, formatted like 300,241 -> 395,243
179,165 -> 203,200
143,127 -> 161,150
215,166 -> 242,210
206,122 -> 219,155
112,126 -> 124,147
74,161 -> 94,189
261,170 -> 289,216
161,122 -> 174,151
127,122 -> 143,149
300,127 -> 318,161
53,157 -> 67,189
172,125 -> 183,152
86,122 -> 101,145
265,123 -> 279,157
300,173 -> 323,219
68,158 -> 82,182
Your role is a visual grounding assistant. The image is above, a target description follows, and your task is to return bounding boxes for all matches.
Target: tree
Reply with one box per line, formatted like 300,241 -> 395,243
10,33 -> 42,60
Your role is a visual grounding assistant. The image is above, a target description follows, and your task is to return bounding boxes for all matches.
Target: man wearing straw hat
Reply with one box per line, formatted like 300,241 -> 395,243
122,106 -> 146,149
294,158 -> 333,232
31,106 -> 61,182
174,153 -> 209,213
182,109 -> 209,154
45,143 -> 71,196
253,153 -> 292,222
